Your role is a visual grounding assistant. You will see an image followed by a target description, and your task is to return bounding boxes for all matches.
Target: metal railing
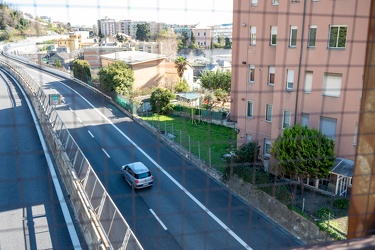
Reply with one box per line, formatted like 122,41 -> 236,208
0,53 -> 143,250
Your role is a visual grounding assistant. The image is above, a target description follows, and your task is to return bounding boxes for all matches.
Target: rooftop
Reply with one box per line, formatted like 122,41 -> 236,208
100,51 -> 166,65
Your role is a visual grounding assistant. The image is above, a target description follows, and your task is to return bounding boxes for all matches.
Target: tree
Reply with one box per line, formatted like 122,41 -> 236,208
270,123 -> 335,195
98,61 -> 134,95
174,56 -> 190,79
163,75 -> 178,92
73,59 -> 91,83
116,33 -> 127,43
53,58 -> 62,68
223,141 -> 261,183
225,37 -> 232,49
190,31 -> 196,45
180,30 -> 189,48
136,23 -> 151,41
156,29 -> 178,61
150,88 -> 175,114
200,69 -> 231,92
199,69 -> 231,106
217,35 -> 223,44
175,79 -> 190,93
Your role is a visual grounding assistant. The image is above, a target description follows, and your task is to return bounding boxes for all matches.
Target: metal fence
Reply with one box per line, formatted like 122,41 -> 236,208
0,54 -> 143,250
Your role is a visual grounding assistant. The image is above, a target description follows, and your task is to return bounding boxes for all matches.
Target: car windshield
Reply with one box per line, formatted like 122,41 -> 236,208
136,172 -> 151,179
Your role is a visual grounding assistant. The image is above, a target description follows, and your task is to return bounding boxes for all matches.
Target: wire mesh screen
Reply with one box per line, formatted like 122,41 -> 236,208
1,0 -> 375,250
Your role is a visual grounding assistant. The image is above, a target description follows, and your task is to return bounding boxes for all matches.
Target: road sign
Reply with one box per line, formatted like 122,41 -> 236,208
49,94 -> 61,105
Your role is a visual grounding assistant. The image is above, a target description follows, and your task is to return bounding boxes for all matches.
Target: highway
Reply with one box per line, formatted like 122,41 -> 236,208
0,67 -> 76,249
9,58 -> 303,250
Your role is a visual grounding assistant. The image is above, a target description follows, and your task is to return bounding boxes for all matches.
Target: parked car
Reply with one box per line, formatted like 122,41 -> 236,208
121,162 -> 154,189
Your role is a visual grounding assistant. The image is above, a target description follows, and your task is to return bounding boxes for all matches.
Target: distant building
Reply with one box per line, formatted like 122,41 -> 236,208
212,23 -> 233,43
192,25 -> 213,49
97,17 -> 116,37
83,46 -> 129,69
54,32 -> 82,52
100,51 -> 166,89
40,16 -> 52,23
128,40 -> 162,54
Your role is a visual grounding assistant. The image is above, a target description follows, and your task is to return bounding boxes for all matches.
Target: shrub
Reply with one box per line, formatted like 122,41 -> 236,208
333,198 -> 350,209
316,207 -> 334,220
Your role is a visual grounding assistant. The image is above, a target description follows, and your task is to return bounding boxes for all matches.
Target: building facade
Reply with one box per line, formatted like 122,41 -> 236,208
98,17 -> 116,36
192,25 -> 214,49
100,51 -> 166,89
212,23 -> 233,43
83,46 -> 127,68
55,32 -> 82,52
230,0 -> 371,160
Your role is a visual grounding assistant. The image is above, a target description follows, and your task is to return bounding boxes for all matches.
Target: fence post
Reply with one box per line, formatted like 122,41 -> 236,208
180,130 -> 182,145
302,198 -> 305,213
165,121 -> 167,133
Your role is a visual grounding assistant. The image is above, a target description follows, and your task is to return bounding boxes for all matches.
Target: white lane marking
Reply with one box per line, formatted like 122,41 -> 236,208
149,209 -> 167,230
102,148 -> 110,158
77,117 -> 82,123
88,131 -> 94,138
1,70 -> 82,249
69,107 -> 73,112
48,78 -> 252,250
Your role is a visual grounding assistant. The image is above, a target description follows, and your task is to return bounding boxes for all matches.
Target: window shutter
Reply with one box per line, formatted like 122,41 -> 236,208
304,71 -> 313,93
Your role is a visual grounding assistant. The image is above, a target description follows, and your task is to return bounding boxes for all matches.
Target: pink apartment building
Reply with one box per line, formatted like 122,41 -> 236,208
230,0 -> 371,161
192,25 -> 213,49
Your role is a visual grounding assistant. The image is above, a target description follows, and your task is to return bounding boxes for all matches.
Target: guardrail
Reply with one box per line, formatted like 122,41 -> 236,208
0,53 -> 143,250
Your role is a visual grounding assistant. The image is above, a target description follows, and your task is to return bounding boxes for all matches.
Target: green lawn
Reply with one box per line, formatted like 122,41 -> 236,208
141,114 -> 237,172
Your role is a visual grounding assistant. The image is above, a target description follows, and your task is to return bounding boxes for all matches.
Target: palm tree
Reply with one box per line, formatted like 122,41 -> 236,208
174,56 -> 190,80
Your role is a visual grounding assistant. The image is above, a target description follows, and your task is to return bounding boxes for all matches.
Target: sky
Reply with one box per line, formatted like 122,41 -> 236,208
6,0 -> 233,27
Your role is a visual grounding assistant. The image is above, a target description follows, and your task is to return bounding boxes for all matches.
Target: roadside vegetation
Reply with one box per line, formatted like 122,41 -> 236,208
0,3 -> 69,42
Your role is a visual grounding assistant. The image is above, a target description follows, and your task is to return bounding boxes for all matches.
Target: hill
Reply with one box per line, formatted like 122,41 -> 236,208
0,3 -> 68,42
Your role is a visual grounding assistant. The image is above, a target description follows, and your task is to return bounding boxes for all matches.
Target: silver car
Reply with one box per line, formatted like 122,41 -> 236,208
121,162 -> 154,189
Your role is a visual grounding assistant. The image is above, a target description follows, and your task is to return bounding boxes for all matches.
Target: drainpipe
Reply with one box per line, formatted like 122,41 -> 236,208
294,0 -> 307,124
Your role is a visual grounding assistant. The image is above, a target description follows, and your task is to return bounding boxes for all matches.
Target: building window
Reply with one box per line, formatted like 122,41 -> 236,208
290,26 -> 297,47
320,116 -> 337,140
204,32 -> 206,36
198,32 -> 200,36
198,42 -> 200,45
308,25 -> 317,47
247,101 -> 254,118
264,139 -> 271,156
301,113 -> 309,126
250,26 -> 256,45
270,26 -> 277,45
268,66 -> 275,85
265,104 -> 273,122
328,25 -> 347,48
272,0 -> 279,5
304,71 -> 313,93
204,42 -> 206,45
323,73 -> 342,97
283,110 -> 291,129
249,65 -> 255,83
286,69 -> 294,90
251,0 -> 258,6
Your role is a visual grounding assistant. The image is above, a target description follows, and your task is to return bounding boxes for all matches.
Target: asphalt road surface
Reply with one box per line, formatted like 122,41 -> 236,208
12,58 -> 303,250
0,67 -> 76,249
